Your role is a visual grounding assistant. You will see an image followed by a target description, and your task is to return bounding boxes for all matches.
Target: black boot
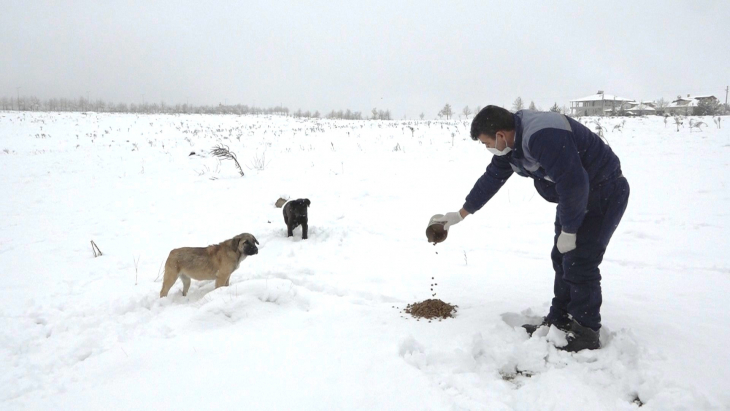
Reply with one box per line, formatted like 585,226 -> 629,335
522,315 -> 571,336
560,319 -> 600,352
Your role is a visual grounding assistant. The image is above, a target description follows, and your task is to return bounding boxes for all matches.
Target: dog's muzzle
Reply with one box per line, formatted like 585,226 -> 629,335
244,245 -> 258,255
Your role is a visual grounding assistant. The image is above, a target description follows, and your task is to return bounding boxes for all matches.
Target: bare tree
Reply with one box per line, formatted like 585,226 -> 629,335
439,104 -> 453,120
512,97 -> 524,112
654,98 -> 668,115
549,102 -> 562,113
462,105 -> 472,119
529,101 -> 537,111
419,112 -> 425,120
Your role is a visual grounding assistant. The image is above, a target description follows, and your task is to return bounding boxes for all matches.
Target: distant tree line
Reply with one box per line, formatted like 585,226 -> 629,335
0,95 -> 292,116
292,109 -> 318,118
370,108 -> 392,120
289,108 -> 388,120
328,109 -> 363,120
437,100 -> 554,120
0,95 -> 394,120
7,94 -> 723,120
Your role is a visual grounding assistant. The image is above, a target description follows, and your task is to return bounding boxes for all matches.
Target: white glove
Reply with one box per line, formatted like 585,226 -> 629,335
557,231 -> 577,254
435,211 -> 463,231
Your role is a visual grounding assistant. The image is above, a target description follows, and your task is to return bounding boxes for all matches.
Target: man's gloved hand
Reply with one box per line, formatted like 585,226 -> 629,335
435,211 -> 463,230
557,231 -> 577,253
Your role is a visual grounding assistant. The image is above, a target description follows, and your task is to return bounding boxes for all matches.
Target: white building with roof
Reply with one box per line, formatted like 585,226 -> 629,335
626,103 -> 656,116
665,94 -> 719,115
570,91 -> 634,116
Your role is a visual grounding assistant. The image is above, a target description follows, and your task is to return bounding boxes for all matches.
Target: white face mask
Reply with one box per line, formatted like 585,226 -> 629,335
487,136 -> 512,156
488,146 -> 512,156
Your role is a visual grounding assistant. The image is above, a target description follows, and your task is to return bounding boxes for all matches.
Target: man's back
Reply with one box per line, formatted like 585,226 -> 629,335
464,110 -> 624,215
518,110 -> 622,186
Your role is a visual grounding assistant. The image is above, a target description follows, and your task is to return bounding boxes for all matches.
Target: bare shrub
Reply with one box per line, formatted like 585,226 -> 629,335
247,150 -> 271,171
674,116 -> 683,132
689,119 -> 706,133
210,144 -> 244,176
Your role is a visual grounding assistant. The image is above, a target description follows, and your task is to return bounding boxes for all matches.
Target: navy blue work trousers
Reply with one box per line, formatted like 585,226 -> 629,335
548,175 -> 630,330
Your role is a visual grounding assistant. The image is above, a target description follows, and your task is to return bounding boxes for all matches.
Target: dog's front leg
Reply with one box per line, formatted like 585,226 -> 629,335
301,221 -> 308,240
287,223 -> 294,237
215,274 -> 229,289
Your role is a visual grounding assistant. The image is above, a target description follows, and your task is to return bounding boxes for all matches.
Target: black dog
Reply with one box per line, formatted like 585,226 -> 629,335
283,199 -> 311,239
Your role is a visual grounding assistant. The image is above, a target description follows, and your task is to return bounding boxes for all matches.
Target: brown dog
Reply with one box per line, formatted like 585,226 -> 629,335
159,233 -> 259,298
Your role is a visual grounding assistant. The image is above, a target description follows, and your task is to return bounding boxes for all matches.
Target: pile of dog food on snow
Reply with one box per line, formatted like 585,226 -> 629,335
404,299 -> 457,320
397,276 -> 457,321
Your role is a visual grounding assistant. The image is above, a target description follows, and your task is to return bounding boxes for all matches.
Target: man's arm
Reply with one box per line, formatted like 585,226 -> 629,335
528,129 -> 589,233
463,155 -> 514,214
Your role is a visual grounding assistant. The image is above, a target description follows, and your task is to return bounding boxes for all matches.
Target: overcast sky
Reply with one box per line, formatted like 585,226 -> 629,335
1,0 -> 728,118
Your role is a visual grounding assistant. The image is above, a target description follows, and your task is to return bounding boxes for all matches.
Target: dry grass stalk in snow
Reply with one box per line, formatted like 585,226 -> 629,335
210,144 -> 244,176
90,240 -> 102,257
247,150 -> 271,171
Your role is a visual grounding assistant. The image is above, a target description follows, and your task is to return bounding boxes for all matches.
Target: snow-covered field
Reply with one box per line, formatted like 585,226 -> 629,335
1,111 -> 728,410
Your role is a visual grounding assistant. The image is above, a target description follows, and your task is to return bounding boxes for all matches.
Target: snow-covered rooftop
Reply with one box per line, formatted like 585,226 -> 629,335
627,104 -> 656,112
571,94 -> 633,102
667,101 -> 689,108
669,95 -> 717,106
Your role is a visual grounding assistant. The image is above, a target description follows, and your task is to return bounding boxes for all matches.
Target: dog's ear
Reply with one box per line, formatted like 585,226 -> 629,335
304,199 -> 310,207
252,235 -> 259,245
232,237 -> 241,250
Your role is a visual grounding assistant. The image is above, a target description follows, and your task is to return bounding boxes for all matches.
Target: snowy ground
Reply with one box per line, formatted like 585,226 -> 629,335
1,111 -> 728,410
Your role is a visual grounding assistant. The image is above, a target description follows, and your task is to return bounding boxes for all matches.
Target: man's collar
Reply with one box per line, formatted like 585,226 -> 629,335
512,113 -> 524,158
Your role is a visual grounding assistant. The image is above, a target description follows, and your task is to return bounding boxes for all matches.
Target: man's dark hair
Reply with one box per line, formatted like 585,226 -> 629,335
470,105 -> 515,140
